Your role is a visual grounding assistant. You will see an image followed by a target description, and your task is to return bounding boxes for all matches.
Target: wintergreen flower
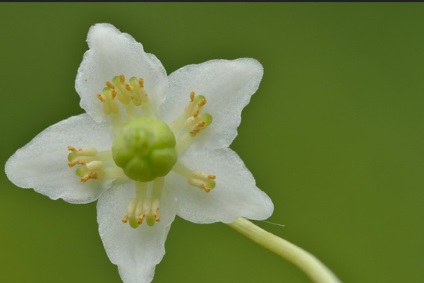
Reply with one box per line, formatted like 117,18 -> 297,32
5,23 -> 273,283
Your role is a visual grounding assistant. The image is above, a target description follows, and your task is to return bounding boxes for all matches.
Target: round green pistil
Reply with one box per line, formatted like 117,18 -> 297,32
112,117 -> 177,182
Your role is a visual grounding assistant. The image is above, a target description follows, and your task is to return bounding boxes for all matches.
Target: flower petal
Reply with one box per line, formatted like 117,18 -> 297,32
97,181 -> 177,283
171,148 -> 273,223
5,114 -> 113,204
76,23 -> 168,122
160,58 -> 263,149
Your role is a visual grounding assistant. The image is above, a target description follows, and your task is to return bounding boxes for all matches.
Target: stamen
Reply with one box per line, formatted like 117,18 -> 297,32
106,81 -> 114,89
123,179 -> 164,229
112,75 -> 131,104
129,77 -> 148,106
67,146 -> 77,152
96,94 -> 105,102
68,160 -> 86,167
97,75 -> 156,120
125,83 -> 131,92
68,147 -> 123,182
173,162 -> 216,193
170,91 -> 213,151
190,121 -> 207,136
193,110 -> 200,118
198,98 -> 207,107
98,87 -> 119,115
137,212 -> 146,225
202,184 -> 211,192
80,172 -> 98,182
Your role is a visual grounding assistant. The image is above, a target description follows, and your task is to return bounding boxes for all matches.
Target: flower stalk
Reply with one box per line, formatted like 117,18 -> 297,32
228,218 -> 341,283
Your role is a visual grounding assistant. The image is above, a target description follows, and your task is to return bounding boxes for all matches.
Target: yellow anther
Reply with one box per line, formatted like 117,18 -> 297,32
208,175 -> 216,180
201,184 -> 211,193
139,78 -> 144,87
122,215 -> 129,223
67,146 -> 76,152
193,110 -> 200,118
111,89 -> 117,98
154,212 -> 160,222
80,172 -> 98,183
119,74 -> 125,84
68,160 -> 86,167
106,81 -> 114,89
97,94 -> 105,102
190,121 -> 207,136
198,98 -> 207,107
125,83 -> 131,92
137,213 -> 146,224
190,91 -> 195,102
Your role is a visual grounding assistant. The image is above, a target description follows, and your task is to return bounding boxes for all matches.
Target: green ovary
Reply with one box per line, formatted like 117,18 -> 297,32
112,117 -> 177,182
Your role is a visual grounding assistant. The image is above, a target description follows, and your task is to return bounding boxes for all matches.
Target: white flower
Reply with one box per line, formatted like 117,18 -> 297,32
5,23 -> 273,283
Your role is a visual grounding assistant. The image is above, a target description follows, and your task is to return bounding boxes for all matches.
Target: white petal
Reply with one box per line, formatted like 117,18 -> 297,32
5,114 -> 113,204
160,58 -> 263,149
97,181 -> 177,283
76,23 -> 168,122
171,148 -> 273,224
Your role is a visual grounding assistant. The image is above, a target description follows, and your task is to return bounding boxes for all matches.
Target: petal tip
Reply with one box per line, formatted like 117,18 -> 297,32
87,23 -> 121,47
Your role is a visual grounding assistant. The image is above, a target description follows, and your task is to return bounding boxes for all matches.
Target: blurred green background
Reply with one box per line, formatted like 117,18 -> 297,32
1,3 -> 423,283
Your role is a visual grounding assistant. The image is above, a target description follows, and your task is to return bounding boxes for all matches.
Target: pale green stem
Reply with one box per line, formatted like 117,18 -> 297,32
228,218 -> 341,283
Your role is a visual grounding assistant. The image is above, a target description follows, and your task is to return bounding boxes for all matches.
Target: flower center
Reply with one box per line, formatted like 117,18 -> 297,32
112,117 -> 177,182
68,74 -> 219,228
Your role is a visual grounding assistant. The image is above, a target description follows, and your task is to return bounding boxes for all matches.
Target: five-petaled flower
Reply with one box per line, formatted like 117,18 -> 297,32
5,23 -> 274,283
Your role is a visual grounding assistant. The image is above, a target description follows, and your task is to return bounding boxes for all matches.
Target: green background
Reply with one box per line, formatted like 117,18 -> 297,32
1,3 -> 423,283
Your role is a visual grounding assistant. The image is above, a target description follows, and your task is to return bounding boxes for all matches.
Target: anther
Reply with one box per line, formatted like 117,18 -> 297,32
190,91 -> 195,102
201,184 -> 211,193
137,213 -> 146,224
106,81 -> 114,89
139,78 -> 144,88
183,169 -> 216,193
190,121 -> 207,136
154,212 -> 160,222
98,87 -> 119,114
119,74 -> 125,84
68,160 -> 86,167
81,172 -> 98,183
122,215 -> 129,223
193,110 -> 200,118
198,98 -> 207,107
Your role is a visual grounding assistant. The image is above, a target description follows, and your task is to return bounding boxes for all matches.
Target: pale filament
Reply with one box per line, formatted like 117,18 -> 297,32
170,91 -> 213,154
172,161 -> 216,193
122,178 -> 165,228
67,146 -> 125,182
96,74 -> 156,128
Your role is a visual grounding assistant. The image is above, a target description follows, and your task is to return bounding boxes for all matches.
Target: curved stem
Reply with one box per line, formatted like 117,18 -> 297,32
227,218 -> 341,283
